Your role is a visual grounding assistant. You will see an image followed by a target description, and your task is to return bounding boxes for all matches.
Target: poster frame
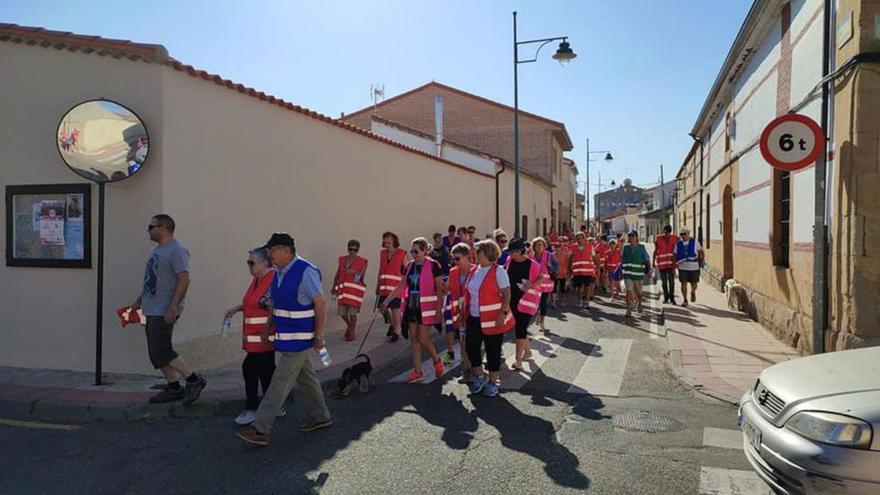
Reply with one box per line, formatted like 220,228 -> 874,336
5,183 -> 92,268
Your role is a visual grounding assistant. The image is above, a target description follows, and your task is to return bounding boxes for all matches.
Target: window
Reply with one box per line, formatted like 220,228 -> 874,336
725,111 -> 732,152
542,218 -> 547,236
522,215 -> 528,239
692,203 -> 697,234
773,170 -> 791,267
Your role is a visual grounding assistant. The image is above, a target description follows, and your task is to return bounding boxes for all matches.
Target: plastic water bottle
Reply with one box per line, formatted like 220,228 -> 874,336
221,318 -> 231,336
318,347 -> 332,367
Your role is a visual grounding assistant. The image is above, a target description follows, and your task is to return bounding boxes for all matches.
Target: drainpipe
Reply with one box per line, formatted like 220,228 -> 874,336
495,160 -> 507,229
689,133 -> 705,242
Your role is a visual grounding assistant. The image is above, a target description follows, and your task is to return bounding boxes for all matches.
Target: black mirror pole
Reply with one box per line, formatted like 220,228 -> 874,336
95,181 -> 105,386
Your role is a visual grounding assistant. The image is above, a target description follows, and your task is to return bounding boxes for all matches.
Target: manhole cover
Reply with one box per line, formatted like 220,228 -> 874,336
612,410 -> 686,433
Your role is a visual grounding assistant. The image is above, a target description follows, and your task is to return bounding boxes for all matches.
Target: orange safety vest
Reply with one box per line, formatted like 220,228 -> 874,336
463,264 -> 514,335
378,248 -> 407,297
446,264 -> 476,327
555,246 -> 571,278
596,241 -> 610,266
606,245 -> 622,272
654,234 -> 679,270
571,243 -> 596,277
335,255 -> 368,308
242,272 -> 275,353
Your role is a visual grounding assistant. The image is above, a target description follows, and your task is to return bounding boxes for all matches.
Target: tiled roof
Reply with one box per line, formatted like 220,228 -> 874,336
0,23 -> 494,179
343,81 -> 574,150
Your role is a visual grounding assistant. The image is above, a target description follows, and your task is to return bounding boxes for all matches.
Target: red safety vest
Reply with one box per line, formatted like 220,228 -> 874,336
505,257 -> 543,316
606,245 -> 622,272
555,246 -> 571,278
571,243 -> 596,277
596,242 -> 610,266
242,272 -> 275,353
401,259 -> 442,325
463,264 -> 515,335
378,248 -> 407,297
335,255 -> 368,308
654,234 -> 679,270
446,264 -> 476,327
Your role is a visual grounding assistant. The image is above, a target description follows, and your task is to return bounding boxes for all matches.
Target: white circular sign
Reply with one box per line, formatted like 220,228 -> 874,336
759,114 -> 824,171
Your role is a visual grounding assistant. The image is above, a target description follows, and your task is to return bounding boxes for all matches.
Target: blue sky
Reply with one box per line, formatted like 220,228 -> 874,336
4,0 -> 751,206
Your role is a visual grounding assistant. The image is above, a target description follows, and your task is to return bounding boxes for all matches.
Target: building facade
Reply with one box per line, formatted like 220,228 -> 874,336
674,0 -> 880,353
594,179 -> 645,220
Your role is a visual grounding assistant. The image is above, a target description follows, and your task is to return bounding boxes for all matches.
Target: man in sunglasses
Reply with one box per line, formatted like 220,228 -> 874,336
131,214 -> 206,405
494,228 -> 510,265
331,240 -> 368,341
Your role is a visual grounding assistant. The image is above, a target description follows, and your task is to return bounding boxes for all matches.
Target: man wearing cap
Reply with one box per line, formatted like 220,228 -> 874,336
675,228 -> 704,307
237,233 -> 332,446
622,229 -> 651,318
653,225 -> 679,305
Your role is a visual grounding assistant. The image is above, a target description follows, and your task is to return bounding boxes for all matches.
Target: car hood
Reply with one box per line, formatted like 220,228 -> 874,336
759,347 -> 880,404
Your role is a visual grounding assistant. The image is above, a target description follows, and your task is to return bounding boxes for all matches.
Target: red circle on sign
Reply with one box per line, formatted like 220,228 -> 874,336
759,114 -> 825,171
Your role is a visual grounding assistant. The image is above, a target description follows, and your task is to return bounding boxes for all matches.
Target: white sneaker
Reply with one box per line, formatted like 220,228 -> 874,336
234,409 -> 256,425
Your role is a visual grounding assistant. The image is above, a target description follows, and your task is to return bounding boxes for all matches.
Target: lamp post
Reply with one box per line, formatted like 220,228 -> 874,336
513,11 -> 575,237
585,138 -> 612,232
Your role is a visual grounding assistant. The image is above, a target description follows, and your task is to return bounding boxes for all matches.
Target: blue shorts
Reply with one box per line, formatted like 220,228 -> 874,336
610,266 -> 622,281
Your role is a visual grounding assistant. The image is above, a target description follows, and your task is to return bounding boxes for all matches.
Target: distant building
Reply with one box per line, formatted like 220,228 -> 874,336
637,180 -> 676,241
594,179 -> 644,220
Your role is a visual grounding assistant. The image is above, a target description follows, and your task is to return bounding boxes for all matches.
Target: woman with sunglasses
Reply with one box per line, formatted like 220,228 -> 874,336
223,247 -> 277,425
530,237 -> 558,332
446,242 -> 477,382
331,240 -> 368,342
381,238 -> 445,383
377,232 -> 406,343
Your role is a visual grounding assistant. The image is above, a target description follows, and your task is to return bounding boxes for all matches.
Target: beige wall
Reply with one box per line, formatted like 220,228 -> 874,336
1,44 -> 496,373
496,170 -> 552,240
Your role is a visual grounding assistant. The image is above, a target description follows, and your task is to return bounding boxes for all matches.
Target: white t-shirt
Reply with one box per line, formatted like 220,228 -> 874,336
677,240 -> 703,271
467,265 -> 510,317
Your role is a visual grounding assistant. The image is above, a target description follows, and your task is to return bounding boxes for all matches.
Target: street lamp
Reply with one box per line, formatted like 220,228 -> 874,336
585,138 -> 613,231
513,11 -> 575,237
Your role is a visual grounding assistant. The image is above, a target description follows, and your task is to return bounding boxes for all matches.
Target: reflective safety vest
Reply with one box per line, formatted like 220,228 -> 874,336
571,243 -> 596,277
606,245 -> 622,272
446,264 -> 476,327
654,234 -> 679,270
464,264 -> 515,335
555,246 -> 571,278
335,255 -> 368,308
271,258 -> 319,352
378,248 -> 407,297
596,242 -> 610,267
401,259 -> 442,325
675,238 -> 699,263
505,257 -> 543,316
242,272 -> 275,353
533,250 -> 555,293
622,244 -> 648,280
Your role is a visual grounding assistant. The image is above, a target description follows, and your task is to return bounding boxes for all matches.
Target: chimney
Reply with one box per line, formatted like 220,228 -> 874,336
434,95 -> 443,157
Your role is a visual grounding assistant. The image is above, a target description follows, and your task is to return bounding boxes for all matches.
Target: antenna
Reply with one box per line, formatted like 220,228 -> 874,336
370,84 -> 385,112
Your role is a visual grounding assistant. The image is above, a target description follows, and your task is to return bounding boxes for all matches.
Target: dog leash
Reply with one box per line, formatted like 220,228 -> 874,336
354,310 -> 379,357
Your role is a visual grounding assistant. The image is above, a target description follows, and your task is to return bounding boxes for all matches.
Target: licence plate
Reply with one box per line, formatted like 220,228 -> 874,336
741,416 -> 762,451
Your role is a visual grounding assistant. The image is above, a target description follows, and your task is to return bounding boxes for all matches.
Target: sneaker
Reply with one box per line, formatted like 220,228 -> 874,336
483,381 -> 499,397
682,300 -> 689,307
443,351 -> 455,365
404,370 -> 424,384
298,418 -> 333,432
433,357 -> 445,378
236,426 -> 269,446
149,384 -> 184,403
234,409 -> 257,425
691,292 -> 696,302
522,351 -> 534,361
511,362 -> 524,372
625,309 -> 633,318
182,374 -> 207,405
390,333 -> 400,343
458,368 -> 475,384
469,374 -> 489,394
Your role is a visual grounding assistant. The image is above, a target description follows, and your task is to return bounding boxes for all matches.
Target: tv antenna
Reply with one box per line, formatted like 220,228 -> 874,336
371,84 -> 385,111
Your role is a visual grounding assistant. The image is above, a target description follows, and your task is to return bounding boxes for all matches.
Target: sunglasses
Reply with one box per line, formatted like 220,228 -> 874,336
246,260 -> 255,267
497,238 -> 508,244
147,224 -> 161,231
453,256 -> 463,262
410,248 -> 422,255
348,247 -> 359,252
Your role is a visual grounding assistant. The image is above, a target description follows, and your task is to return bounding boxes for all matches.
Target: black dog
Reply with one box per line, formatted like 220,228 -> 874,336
336,354 -> 373,397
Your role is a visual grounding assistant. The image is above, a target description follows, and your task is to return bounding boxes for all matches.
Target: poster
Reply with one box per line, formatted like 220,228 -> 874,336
39,200 -> 66,246
63,194 -> 85,260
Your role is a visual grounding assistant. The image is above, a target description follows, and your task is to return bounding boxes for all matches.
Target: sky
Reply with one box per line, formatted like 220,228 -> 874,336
4,0 -> 752,208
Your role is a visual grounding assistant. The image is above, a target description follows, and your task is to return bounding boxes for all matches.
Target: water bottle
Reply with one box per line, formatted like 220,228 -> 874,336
221,317 -> 231,336
318,347 -> 332,367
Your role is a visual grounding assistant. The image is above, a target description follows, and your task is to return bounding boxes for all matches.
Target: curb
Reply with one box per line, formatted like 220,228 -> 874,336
665,348 -> 741,406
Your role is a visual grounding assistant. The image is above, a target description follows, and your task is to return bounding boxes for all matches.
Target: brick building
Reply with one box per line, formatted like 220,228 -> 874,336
675,0 -> 880,353
342,82 -> 579,234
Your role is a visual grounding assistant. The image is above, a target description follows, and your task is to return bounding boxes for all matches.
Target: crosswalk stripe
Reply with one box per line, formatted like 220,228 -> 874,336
567,338 -> 632,396
500,333 -> 566,390
702,427 -> 743,450
388,354 -> 461,384
698,467 -> 770,494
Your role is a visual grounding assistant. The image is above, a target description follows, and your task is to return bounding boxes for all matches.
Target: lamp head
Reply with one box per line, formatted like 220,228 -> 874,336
604,152 -> 613,161
552,40 -> 576,67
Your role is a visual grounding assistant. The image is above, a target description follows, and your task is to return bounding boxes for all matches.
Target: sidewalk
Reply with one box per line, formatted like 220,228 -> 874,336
0,310 -> 410,423
661,282 -> 800,404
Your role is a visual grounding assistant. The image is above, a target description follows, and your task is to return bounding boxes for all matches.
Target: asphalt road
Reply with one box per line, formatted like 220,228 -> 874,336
0,289 -> 758,495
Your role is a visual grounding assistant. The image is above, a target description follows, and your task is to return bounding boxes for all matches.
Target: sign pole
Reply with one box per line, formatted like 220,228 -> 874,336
95,181 -> 105,386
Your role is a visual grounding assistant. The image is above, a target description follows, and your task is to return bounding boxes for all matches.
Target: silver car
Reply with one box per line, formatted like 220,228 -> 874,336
739,346 -> 880,494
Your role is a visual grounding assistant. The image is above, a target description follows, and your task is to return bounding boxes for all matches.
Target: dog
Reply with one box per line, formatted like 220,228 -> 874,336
725,278 -> 750,312
336,353 -> 373,397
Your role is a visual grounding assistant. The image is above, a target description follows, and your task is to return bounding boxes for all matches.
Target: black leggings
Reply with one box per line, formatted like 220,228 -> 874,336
243,351 -> 276,410
539,293 -> 549,316
465,316 -> 503,373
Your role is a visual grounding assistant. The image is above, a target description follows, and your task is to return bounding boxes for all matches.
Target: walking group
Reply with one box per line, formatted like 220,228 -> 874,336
130,213 -> 701,447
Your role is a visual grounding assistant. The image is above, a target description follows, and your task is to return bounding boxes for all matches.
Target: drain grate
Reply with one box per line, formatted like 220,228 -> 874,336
612,410 -> 686,433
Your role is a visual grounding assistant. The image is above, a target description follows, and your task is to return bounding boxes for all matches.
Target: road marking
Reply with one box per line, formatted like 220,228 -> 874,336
388,353 -> 461,384
567,338 -> 632,396
702,427 -> 744,450
500,333 -> 566,390
699,466 -> 770,494
0,417 -> 80,431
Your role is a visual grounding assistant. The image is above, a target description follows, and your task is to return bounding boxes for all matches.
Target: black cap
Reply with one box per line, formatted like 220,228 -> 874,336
664,225 -> 672,233
264,232 -> 295,249
508,237 -> 526,253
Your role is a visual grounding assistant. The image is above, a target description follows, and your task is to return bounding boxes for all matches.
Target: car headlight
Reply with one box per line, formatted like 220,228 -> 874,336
785,411 -> 873,449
